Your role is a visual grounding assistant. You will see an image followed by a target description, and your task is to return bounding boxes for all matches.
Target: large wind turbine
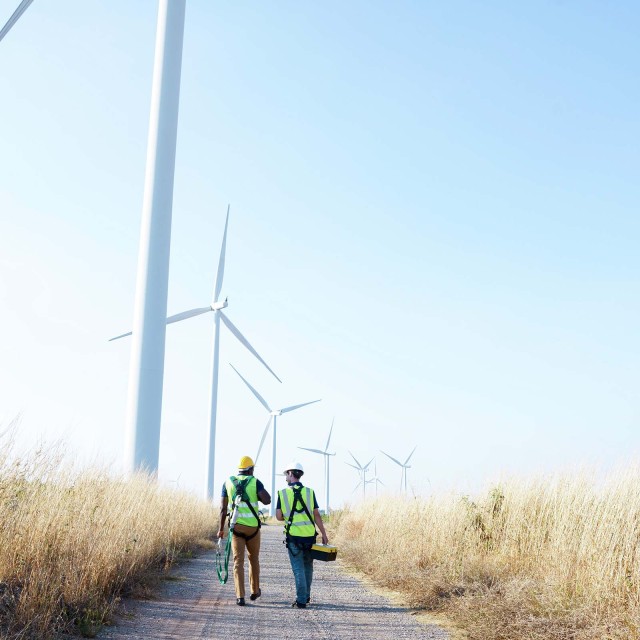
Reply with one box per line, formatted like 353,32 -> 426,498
298,419 -> 336,514
346,452 -> 373,500
380,446 -> 417,492
112,207 -> 281,500
230,364 -> 320,516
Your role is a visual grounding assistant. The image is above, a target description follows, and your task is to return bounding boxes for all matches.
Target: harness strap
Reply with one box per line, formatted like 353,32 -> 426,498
231,477 -> 262,529
233,527 -> 260,542
285,487 -> 317,538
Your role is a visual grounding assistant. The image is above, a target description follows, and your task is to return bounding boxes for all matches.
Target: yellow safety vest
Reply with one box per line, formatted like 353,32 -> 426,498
278,484 -> 316,538
226,475 -> 260,527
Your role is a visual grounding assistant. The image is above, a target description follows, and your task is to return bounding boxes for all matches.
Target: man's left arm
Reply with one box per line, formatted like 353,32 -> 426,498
313,508 -> 328,545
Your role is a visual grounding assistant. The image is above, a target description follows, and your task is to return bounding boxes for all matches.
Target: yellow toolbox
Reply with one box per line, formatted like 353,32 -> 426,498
310,544 -> 338,561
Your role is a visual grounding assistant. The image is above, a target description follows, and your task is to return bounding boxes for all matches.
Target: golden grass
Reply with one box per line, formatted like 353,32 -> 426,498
0,440 -> 217,639
332,467 -> 640,640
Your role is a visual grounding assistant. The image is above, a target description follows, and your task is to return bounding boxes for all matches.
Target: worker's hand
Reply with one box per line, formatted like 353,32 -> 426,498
322,534 -> 328,545
217,529 -> 225,539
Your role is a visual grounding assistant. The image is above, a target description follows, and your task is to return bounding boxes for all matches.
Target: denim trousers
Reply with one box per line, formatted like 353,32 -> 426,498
287,541 -> 314,604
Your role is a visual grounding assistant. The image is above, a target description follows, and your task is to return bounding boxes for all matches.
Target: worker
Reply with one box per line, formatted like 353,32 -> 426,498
276,461 -> 329,609
218,455 -> 271,606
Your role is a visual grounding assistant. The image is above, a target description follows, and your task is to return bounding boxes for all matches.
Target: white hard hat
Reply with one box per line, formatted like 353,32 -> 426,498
283,461 -> 304,474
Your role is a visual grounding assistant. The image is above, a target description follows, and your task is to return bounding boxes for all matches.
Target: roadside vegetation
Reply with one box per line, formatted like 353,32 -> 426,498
0,439 -> 217,639
332,467 -> 640,640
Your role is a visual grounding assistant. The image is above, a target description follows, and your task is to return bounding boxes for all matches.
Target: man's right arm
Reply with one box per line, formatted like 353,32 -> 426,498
218,496 -> 228,539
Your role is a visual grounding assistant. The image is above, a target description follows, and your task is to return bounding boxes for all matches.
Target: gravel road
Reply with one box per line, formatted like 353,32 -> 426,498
99,524 -> 448,639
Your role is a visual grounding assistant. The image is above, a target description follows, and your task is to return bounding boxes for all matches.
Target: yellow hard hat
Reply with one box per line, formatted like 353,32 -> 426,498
239,455 -> 255,470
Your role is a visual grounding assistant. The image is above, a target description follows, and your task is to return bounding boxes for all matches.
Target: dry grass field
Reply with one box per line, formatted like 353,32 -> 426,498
0,440 -> 217,639
332,468 -> 640,640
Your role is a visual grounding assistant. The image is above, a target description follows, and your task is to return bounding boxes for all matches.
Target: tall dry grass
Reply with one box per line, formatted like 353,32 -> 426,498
332,467 -> 640,639
0,440 -> 217,639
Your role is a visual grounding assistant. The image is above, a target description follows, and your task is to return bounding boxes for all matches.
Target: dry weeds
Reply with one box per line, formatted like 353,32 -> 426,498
332,468 -> 640,640
0,438 -> 217,639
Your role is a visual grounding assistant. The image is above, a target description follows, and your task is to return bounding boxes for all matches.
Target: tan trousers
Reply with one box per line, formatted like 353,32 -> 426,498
231,523 -> 261,598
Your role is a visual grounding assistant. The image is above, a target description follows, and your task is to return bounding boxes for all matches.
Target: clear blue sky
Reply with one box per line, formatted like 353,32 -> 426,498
0,1 -> 638,507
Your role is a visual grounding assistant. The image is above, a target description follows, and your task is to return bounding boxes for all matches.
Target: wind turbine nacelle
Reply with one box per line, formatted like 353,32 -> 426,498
211,298 -> 228,311
271,410 -> 282,417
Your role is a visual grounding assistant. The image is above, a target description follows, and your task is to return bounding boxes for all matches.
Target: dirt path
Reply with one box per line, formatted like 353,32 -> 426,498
99,524 -> 448,639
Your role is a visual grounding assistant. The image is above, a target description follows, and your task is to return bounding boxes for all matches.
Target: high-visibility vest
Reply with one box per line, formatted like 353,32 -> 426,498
278,484 -> 316,537
225,475 -> 260,527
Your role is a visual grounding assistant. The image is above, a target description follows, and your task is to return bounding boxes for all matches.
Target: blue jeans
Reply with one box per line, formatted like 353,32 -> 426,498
287,541 -> 313,604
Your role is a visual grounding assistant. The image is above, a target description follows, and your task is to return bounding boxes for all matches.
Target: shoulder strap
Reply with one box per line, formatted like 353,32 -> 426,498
232,476 -> 261,528
285,487 -> 317,538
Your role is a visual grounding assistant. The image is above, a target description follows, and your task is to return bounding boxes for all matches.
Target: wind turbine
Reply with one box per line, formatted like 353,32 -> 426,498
298,419 -> 336,515
366,461 -> 384,497
111,207 -> 281,500
380,446 -> 417,492
346,452 -> 373,500
0,0 -> 34,44
230,364 -> 321,516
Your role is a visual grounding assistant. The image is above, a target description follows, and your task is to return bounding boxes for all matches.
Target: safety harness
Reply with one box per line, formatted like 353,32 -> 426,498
283,486 -> 318,555
215,476 -> 262,584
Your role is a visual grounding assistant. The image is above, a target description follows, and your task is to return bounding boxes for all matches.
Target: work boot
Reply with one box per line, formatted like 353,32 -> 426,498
236,597 -> 245,606
250,588 -> 261,601
291,601 -> 307,608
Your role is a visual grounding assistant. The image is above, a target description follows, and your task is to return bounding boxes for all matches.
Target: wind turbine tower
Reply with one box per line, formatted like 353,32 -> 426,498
123,0 -> 186,477
298,419 -> 336,514
231,364 -> 320,516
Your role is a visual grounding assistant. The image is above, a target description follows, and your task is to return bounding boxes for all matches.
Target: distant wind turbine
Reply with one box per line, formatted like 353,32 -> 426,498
380,446 -> 416,492
298,418 -> 336,514
230,364 -> 320,517
0,0 -> 34,44
111,207 -> 281,500
366,461 -> 384,496
346,452 -> 373,500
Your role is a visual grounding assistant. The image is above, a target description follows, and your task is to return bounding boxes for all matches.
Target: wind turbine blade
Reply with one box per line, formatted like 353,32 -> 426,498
280,399 -> 321,414
255,415 -> 273,463
0,0 -> 34,44
108,330 -> 132,342
352,481 -> 363,494
363,457 -> 374,472
220,312 -> 282,383
298,447 -> 325,455
404,445 -> 418,466
166,307 -> 211,325
380,450 -> 404,467
348,451 -> 363,469
229,364 -> 272,412
324,418 -> 334,452
213,205 -> 230,303
345,462 -> 360,471
108,305 -> 211,341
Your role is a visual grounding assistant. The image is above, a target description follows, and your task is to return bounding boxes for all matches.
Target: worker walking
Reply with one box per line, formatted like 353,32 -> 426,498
218,456 -> 271,606
276,461 -> 329,609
